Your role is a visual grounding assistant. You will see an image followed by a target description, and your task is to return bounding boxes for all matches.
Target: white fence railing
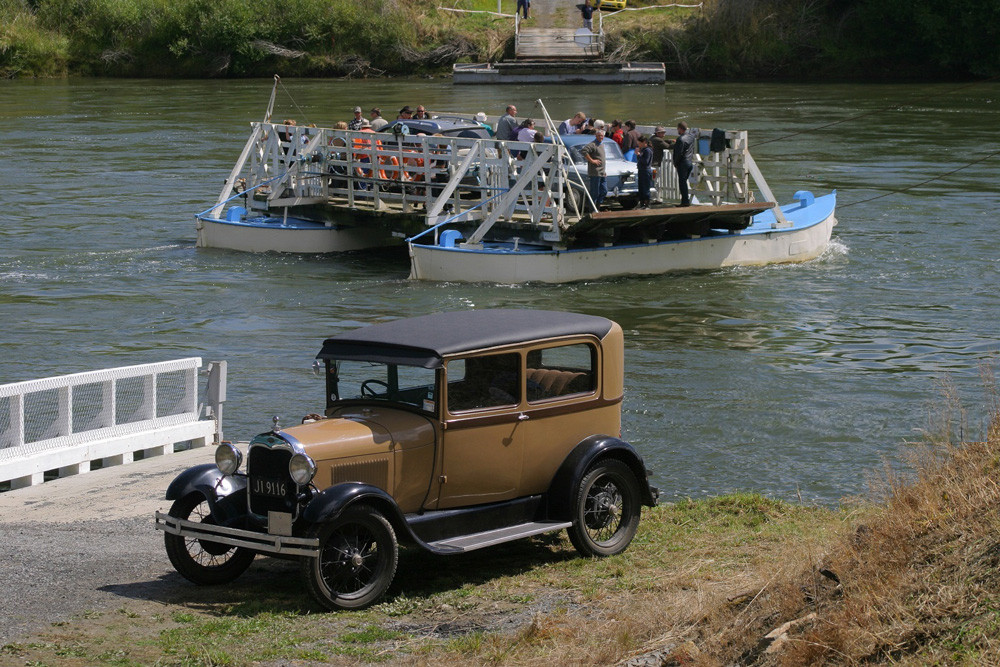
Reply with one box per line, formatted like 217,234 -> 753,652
0,358 -> 225,490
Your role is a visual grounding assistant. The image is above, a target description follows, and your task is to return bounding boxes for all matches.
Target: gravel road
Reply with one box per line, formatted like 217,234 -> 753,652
0,447 -> 214,644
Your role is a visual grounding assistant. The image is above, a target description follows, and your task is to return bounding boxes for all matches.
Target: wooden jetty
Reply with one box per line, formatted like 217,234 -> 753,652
452,8 -> 665,84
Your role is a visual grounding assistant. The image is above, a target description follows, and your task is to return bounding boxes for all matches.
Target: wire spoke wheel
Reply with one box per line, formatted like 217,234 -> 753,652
568,459 -> 641,557
302,505 -> 397,610
164,493 -> 255,585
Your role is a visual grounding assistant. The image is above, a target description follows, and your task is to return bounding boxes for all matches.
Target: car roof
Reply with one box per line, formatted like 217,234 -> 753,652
384,118 -> 480,132
558,134 -> 617,147
318,309 -> 614,368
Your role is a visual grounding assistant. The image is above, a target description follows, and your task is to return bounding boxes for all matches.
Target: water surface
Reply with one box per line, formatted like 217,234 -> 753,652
2,78 -> 998,502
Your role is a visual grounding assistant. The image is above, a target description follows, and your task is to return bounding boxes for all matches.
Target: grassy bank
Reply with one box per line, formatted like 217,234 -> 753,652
6,394 -> 1000,666
4,0 -> 997,80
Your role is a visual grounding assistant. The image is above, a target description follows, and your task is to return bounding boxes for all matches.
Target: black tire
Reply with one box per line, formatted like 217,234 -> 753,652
164,493 -> 255,585
301,505 -> 398,610
567,459 -> 641,557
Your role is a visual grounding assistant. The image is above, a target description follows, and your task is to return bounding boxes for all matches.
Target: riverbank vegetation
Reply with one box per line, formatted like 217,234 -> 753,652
4,392 -> 1000,664
2,0 -> 997,80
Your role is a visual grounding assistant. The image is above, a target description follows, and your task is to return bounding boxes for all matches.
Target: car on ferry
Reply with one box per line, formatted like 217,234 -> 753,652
156,310 -> 658,610
556,134 -> 645,210
380,117 -> 492,140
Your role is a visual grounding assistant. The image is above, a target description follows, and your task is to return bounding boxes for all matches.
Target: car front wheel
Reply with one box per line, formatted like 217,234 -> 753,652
302,505 -> 398,610
568,459 -> 641,557
164,493 -> 255,585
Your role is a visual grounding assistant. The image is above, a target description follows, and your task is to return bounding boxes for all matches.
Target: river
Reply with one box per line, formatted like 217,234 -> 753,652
1,78 -> 998,503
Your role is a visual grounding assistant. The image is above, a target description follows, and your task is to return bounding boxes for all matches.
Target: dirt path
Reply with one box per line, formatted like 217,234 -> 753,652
0,447 -> 213,643
520,0 -> 574,29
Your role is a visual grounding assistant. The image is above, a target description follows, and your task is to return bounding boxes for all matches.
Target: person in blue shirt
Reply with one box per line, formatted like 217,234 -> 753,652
635,135 -> 653,208
581,0 -> 594,30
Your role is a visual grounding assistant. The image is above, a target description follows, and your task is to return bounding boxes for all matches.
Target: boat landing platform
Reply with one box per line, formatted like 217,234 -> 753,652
452,60 -> 665,84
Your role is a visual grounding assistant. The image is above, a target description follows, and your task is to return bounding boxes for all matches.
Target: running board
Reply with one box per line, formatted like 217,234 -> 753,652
427,521 -> 572,554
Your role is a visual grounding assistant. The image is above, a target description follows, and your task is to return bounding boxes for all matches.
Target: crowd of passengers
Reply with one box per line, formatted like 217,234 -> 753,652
278,102 -> 699,209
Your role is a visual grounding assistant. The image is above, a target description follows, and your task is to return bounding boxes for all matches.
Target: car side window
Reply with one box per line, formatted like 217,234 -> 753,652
526,343 -> 596,403
447,353 -> 521,413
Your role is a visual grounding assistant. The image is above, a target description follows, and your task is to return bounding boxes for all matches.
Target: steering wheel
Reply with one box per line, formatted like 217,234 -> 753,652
360,379 -> 389,397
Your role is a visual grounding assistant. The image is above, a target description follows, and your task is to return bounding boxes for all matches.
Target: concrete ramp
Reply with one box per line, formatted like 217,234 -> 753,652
516,28 -> 603,60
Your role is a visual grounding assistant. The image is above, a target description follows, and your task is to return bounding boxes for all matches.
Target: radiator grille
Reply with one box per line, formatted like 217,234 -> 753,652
247,445 -> 297,517
330,457 -> 390,490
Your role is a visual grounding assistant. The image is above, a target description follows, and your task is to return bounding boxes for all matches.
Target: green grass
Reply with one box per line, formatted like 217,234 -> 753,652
1,495 -> 849,666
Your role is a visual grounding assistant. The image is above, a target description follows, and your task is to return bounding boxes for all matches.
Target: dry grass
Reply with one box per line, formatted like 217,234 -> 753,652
687,378 -> 1000,665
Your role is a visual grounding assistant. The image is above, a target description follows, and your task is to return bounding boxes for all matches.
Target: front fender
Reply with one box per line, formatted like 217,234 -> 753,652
302,482 -> 407,527
547,435 -> 657,520
164,463 -> 248,525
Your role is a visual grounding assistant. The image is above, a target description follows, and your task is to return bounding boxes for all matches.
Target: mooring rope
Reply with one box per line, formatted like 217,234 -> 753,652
276,77 -> 311,127
838,148 -> 1000,208
754,77 -> 996,147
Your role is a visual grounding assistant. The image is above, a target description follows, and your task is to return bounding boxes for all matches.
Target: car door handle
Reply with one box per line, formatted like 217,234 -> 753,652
517,413 -> 529,421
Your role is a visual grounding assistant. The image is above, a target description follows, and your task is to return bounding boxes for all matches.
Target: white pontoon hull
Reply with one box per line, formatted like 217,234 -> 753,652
409,192 -> 837,284
196,216 -> 397,254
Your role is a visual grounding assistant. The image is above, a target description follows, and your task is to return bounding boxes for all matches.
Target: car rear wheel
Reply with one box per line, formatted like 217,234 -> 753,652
302,505 -> 398,610
164,493 -> 255,585
568,459 -> 641,557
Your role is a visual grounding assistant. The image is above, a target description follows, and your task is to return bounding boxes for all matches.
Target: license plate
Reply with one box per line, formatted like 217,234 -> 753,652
251,477 -> 290,498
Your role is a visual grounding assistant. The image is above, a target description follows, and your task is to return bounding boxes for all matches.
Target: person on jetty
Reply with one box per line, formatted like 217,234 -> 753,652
581,0 -> 594,31
672,121 -> 699,207
348,106 -> 365,131
496,105 -> 519,141
517,0 -> 530,20
580,125 -> 607,211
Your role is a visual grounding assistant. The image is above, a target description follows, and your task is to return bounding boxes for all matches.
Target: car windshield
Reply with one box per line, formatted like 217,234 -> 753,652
567,139 -> 625,164
328,360 -> 437,412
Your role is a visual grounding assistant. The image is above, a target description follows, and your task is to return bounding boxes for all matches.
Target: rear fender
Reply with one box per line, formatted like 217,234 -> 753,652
547,435 -> 657,520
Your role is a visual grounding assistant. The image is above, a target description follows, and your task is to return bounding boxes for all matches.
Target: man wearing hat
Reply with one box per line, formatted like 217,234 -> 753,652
369,108 -> 388,131
348,106 -> 365,131
650,126 -> 671,169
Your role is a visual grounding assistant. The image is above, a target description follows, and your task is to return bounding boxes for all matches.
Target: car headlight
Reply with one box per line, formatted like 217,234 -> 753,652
215,442 -> 243,475
289,453 -> 317,486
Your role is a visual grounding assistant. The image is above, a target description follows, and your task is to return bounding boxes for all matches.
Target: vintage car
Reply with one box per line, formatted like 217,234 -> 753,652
155,310 -> 658,610
556,134 -> 645,210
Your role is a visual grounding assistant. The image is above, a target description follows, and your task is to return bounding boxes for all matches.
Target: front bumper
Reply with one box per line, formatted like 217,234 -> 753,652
155,511 -> 319,557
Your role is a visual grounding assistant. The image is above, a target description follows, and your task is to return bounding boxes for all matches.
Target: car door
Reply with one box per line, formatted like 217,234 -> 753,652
435,352 -> 525,509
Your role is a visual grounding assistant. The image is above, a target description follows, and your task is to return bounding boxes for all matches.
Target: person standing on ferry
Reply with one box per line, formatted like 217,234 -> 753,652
369,108 -> 388,131
672,121 -> 699,207
496,105 -> 519,141
348,106 -> 365,131
580,126 -> 608,210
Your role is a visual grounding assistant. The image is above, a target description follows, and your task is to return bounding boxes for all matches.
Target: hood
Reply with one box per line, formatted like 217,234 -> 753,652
279,406 -> 435,463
